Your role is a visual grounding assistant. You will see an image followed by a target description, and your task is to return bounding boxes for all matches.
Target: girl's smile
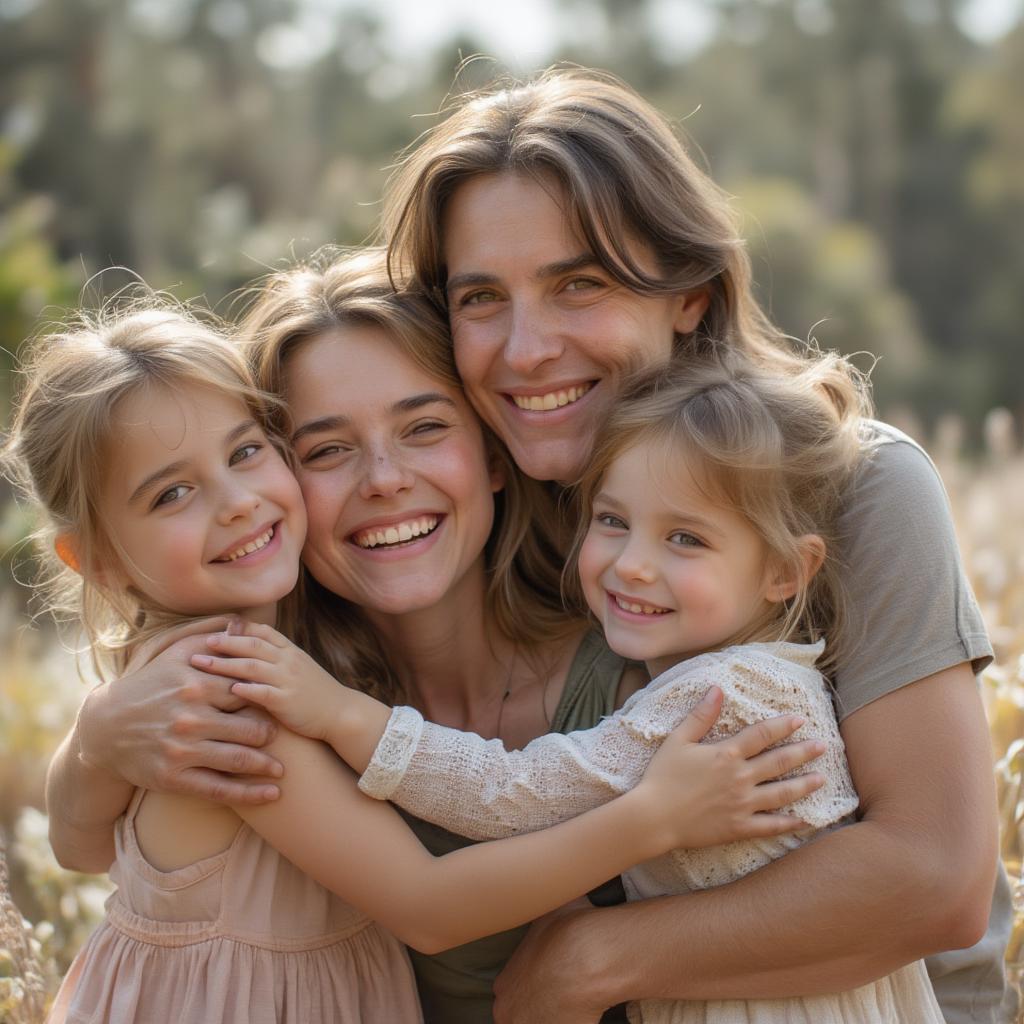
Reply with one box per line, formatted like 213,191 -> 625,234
98,383 -> 306,621
578,438 -> 779,678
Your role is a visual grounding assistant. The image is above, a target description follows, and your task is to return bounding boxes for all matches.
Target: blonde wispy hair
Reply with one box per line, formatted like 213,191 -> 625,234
237,246 -> 579,706
567,352 -> 873,674
3,295 -> 285,678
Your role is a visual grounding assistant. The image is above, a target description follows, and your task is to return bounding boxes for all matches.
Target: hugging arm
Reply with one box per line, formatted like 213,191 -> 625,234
491,434 -> 1000,1021
45,618 -> 283,873
232,692 -> 758,955
196,633 -> 830,848
490,665 -> 997,1021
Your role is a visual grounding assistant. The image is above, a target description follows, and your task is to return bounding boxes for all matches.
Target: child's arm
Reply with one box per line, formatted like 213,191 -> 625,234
195,627 -> 829,848
232,691 -> 729,954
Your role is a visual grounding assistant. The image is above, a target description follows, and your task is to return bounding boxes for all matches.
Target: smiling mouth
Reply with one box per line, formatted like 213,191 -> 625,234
612,593 -> 671,616
508,382 -> 594,412
351,515 -> 441,550
213,524 -> 277,563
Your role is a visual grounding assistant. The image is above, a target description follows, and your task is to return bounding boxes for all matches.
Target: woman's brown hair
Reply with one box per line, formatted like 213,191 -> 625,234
237,247 -> 578,705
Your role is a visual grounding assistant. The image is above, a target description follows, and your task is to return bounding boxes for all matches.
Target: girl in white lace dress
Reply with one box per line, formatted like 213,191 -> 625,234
199,355 -> 946,1023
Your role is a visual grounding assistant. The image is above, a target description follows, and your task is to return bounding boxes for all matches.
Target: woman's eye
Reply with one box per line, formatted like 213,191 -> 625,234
409,420 -> 449,437
229,442 -> 262,466
669,531 -> 703,548
460,288 -> 500,306
564,277 -> 602,293
303,443 -> 346,463
153,484 -> 190,508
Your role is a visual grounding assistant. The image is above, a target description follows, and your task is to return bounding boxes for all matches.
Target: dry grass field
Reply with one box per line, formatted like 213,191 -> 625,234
2,423 -> 1023,1022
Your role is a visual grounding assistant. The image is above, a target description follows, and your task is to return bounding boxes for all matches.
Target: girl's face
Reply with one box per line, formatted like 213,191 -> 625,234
577,439 -> 778,677
442,171 -> 708,483
98,383 -> 306,621
283,326 -> 502,618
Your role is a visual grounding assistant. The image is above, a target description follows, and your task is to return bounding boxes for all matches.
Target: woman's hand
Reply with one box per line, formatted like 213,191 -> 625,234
632,687 -> 826,851
190,623 -> 349,743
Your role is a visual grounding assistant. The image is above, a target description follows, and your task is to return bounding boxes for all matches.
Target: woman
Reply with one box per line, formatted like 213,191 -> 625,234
375,68 -> 1008,1024
43,249 -> 822,1022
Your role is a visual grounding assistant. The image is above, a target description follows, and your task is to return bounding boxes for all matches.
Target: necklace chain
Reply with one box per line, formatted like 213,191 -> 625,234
493,647 -> 553,742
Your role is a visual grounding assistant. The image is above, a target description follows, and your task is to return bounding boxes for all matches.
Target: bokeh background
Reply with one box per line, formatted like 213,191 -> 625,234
2,0 -> 1023,1019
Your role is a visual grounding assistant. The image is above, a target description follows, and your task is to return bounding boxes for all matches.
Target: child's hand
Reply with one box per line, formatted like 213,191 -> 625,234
190,623 -> 343,743
634,687 -> 826,852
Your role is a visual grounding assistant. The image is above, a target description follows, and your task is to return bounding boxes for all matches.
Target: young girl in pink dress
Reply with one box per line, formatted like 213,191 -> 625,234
199,355 -> 948,1023
5,301 -> 773,1024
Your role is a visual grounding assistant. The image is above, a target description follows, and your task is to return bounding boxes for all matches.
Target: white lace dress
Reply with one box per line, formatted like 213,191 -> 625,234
358,640 -> 944,1024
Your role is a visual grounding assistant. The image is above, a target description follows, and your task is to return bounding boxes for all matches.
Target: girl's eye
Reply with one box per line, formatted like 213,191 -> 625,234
229,442 -> 262,466
153,484 -> 190,508
669,531 -> 703,548
595,512 -> 627,529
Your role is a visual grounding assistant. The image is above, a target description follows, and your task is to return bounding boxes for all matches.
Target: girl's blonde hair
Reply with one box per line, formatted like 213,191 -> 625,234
383,66 -> 805,375
569,353 -> 872,673
3,299 -> 282,677
238,247 -> 577,705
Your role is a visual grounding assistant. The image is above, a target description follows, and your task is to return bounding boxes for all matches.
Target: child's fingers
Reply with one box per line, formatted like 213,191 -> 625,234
205,633 -> 282,662
664,687 -> 723,744
719,715 -> 806,759
737,813 -> 811,839
750,772 -> 825,812
228,681 -> 281,709
746,739 -> 826,784
190,653 -> 275,682
225,621 -> 290,648
124,615 -> 233,672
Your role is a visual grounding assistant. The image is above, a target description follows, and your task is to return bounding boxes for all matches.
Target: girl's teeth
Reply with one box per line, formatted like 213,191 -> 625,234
224,527 -> 273,561
615,595 -> 667,615
512,383 -> 592,411
356,515 -> 439,549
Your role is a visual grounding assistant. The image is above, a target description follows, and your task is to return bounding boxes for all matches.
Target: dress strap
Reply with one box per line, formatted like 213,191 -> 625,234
124,787 -> 147,825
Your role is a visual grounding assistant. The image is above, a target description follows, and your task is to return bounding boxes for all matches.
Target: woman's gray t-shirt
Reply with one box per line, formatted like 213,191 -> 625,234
835,422 -> 1011,1024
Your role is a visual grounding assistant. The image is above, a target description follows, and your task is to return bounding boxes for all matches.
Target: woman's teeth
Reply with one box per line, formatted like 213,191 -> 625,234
614,595 -> 670,616
219,527 -> 274,562
354,515 -> 439,549
511,383 -> 593,411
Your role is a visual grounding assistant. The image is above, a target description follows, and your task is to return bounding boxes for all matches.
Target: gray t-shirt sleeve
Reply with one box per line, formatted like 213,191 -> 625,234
832,422 -> 993,721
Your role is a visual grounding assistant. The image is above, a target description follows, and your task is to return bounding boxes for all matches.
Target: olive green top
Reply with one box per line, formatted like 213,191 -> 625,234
399,629 -> 630,1024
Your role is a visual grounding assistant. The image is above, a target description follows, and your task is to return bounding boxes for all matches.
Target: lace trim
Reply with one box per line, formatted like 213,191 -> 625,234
358,705 -> 424,800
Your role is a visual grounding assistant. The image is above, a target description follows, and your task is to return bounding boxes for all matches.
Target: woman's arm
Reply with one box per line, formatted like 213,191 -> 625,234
46,620 -> 283,872
196,635 -> 831,848
231,691 -> 779,955
490,663 -> 997,1022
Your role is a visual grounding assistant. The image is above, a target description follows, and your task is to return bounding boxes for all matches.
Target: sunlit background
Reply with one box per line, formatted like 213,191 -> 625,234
2,1 -> 1023,1019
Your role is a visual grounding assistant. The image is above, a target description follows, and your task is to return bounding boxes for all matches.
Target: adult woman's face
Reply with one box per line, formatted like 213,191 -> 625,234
442,171 -> 708,483
283,326 -> 502,617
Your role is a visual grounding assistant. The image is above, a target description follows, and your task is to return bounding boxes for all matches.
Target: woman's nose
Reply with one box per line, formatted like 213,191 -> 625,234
502,301 -> 565,376
358,446 -> 415,499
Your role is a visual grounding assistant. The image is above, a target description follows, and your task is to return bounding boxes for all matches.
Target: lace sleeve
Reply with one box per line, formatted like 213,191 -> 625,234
359,644 -> 857,840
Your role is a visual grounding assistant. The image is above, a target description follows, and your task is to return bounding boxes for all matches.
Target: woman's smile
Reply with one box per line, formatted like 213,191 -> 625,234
443,170 -> 706,482
284,324 -> 501,617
